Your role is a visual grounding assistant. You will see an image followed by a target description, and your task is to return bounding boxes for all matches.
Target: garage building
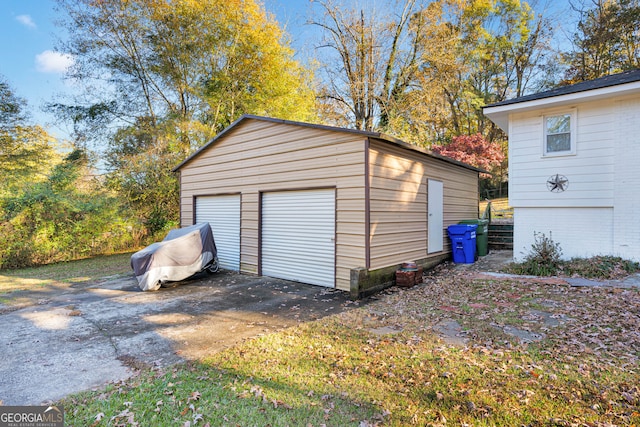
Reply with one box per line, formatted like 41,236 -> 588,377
174,115 -> 480,297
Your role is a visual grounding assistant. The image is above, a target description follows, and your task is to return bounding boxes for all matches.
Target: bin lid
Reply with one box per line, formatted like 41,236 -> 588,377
459,219 -> 488,225
459,219 -> 488,234
447,224 -> 478,234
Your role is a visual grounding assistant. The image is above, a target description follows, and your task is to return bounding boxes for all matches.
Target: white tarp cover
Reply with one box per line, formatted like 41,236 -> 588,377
131,223 -> 218,291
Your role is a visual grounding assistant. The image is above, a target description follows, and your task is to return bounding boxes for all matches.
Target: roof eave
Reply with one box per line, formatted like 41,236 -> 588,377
173,114 -> 391,172
172,115 -> 250,172
483,80 -> 640,132
368,135 -> 485,174
173,114 -> 483,174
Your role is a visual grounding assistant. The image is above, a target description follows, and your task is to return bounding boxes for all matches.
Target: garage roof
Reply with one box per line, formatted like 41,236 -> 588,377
173,115 -> 484,173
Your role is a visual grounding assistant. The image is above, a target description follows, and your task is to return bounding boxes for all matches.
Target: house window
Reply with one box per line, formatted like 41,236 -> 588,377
544,110 -> 576,156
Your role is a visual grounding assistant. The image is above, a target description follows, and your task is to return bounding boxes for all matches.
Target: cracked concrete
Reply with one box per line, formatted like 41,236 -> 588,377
0,270 -> 350,405
501,325 -> 545,343
474,271 -> 640,289
433,320 -> 468,346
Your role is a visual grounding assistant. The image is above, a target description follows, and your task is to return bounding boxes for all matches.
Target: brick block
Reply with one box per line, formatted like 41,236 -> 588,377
415,266 -> 423,284
395,270 -> 415,288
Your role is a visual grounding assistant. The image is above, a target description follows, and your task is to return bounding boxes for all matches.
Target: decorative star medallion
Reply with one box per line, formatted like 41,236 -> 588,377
547,174 -> 569,192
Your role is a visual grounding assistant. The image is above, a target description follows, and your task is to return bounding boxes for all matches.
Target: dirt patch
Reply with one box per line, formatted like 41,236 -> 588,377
116,354 -> 152,371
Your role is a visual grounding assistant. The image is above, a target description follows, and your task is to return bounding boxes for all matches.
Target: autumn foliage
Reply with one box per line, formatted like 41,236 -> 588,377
431,133 -> 505,178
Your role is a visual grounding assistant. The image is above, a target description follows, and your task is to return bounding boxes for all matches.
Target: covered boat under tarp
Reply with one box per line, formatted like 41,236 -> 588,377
131,223 -> 218,291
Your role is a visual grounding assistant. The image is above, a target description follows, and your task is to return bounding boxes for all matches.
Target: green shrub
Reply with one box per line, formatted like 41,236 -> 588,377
0,222 -> 35,269
506,231 -> 562,276
561,256 -> 640,279
0,150 -> 148,270
505,232 -> 640,279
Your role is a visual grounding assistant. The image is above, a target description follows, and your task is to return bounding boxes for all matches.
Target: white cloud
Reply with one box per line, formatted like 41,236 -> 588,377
35,50 -> 75,74
16,14 -> 36,29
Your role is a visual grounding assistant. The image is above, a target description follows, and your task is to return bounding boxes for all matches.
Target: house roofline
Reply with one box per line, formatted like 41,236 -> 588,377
173,114 -> 485,173
483,69 -> 640,131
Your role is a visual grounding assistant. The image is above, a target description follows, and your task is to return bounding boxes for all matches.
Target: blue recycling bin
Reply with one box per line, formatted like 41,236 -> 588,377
447,224 -> 477,264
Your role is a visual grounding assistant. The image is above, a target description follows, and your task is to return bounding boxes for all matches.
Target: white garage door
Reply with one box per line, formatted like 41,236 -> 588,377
262,189 -> 335,287
195,195 -> 240,271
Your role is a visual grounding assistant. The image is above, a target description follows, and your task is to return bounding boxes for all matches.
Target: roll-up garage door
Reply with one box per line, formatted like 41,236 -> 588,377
195,195 -> 240,271
261,189 -> 335,287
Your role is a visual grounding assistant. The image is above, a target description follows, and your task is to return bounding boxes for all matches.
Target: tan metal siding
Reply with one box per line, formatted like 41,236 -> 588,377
178,119 -> 366,291
368,140 -> 478,269
240,192 -> 259,273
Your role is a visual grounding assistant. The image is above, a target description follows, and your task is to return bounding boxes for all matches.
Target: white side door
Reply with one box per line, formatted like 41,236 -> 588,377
428,179 -> 444,253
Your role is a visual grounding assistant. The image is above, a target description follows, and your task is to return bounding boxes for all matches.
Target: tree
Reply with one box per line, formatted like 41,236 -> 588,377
377,0 -> 469,142
104,119 -> 181,235
55,0 -> 317,148
563,0 -> 640,83
312,0 -> 552,143
440,0 -> 552,141
0,77 -> 56,194
1,149 -> 136,268
0,75 -> 146,267
53,0 -> 318,234
311,0 -> 435,131
431,133 -> 505,174
431,133 -> 506,194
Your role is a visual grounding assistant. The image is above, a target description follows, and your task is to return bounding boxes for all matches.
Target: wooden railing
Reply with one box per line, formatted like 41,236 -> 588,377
479,198 -> 513,220
488,222 -> 514,250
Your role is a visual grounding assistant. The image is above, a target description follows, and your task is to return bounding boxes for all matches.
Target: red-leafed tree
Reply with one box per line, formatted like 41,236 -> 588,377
431,133 -> 507,195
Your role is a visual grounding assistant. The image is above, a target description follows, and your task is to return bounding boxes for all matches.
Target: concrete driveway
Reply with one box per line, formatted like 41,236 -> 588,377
0,271 -> 350,405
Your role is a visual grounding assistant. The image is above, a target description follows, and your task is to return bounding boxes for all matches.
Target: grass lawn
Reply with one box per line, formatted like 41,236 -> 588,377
55,261 -> 640,426
0,253 -> 133,307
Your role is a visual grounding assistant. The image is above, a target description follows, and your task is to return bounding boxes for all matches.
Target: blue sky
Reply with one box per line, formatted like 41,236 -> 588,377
1,0 -> 571,139
0,0 -> 315,138
0,0 -> 71,135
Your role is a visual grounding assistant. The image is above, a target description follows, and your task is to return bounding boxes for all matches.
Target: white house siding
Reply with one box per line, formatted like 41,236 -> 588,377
509,100 -> 615,261
613,97 -> 640,261
513,207 -> 613,261
509,100 -> 616,208
508,96 -> 640,262
178,119 -> 367,291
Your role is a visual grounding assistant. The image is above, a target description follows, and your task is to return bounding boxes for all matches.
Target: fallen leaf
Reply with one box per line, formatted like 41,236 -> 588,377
89,412 -> 105,427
